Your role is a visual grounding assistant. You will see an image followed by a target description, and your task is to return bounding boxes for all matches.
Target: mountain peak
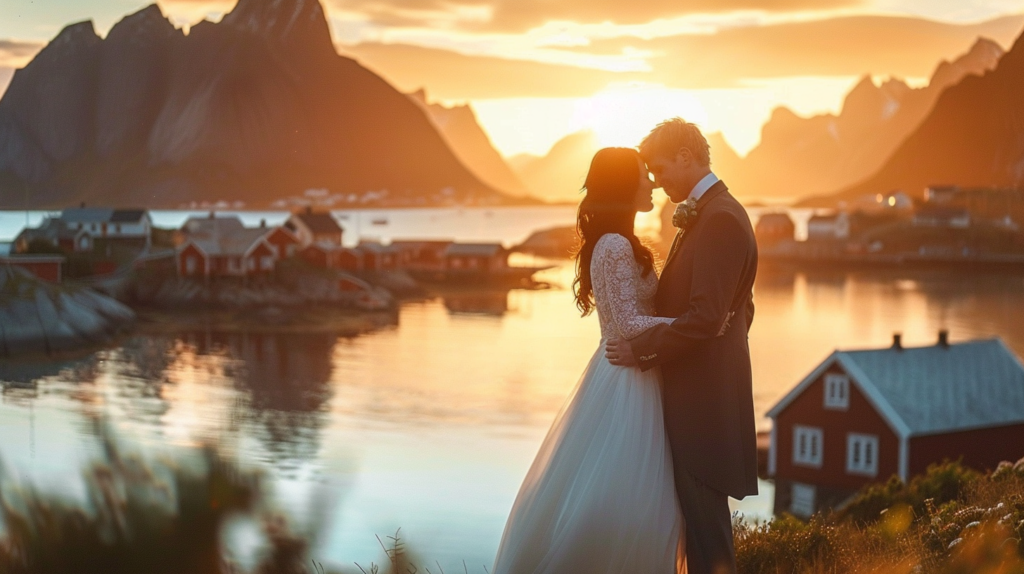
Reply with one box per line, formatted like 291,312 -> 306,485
929,36 -> 1004,88
222,0 -> 334,55
106,4 -> 178,43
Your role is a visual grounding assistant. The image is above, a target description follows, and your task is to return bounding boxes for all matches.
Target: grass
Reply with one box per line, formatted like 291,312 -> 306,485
735,459 -> 1024,574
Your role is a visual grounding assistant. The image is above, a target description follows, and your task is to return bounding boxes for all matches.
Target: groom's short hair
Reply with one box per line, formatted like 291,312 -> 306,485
639,118 -> 711,167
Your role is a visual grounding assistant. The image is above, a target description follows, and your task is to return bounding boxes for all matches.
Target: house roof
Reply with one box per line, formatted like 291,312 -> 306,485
110,209 -> 149,223
60,208 -> 149,223
180,216 -> 273,257
767,338 -> 1024,438
292,211 -> 343,234
16,218 -> 88,242
185,229 -> 270,257
444,243 -> 505,257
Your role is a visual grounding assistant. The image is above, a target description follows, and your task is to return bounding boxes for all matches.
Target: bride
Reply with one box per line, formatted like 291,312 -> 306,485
492,147 -> 688,573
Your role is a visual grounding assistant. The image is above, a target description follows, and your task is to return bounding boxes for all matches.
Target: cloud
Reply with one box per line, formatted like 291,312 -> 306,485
344,13 -> 1024,99
0,40 -> 44,68
619,14 -> 1024,86
342,42 -> 631,98
327,0 -> 864,33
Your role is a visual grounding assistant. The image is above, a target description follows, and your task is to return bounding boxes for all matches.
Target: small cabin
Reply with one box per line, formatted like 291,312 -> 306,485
285,208 -> 344,248
59,208 -> 152,247
14,218 -> 93,254
0,255 -> 65,283
767,333 -> 1024,518
392,240 -> 453,272
176,215 -> 283,279
755,213 -> 795,247
443,243 -> 508,273
807,212 -> 850,241
357,241 -> 399,271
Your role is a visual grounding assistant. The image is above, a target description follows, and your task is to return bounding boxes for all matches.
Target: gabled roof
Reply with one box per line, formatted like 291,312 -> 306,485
60,208 -> 149,224
291,211 -> 343,234
767,338 -> 1024,438
443,243 -> 505,257
16,218 -> 89,242
182,215 -> 247,236
110,209 -> 149,223
184,228 -> 271,257
180,216 -> 277,257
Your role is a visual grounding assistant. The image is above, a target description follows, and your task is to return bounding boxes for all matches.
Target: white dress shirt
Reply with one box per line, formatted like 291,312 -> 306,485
688,172 -> 719,202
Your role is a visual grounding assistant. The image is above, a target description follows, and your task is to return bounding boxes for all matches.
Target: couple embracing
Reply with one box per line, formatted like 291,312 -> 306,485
492,119 -> 759,574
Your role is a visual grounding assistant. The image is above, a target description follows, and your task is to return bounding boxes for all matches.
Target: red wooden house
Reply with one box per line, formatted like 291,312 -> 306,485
767,333 -> 1024,517
176,215 -> 283,279
285,208 -> 344,247
391,240 -> 453,272
357,241 -> 399,271
262,225 -> 300,259
0,255 -> 65,282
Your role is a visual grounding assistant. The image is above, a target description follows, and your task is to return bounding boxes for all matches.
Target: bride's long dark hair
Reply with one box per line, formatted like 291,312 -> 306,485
573,147 -> 656,316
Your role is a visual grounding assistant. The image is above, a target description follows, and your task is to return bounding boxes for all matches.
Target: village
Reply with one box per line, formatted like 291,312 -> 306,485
1,206 -> 550,308
755,185 -> 1024,267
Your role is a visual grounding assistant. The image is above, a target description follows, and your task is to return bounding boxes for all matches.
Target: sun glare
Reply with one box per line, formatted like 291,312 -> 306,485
572,84 -> 710,149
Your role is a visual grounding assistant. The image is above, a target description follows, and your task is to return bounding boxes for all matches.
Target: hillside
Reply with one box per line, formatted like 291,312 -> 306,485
0,1 -> 509,208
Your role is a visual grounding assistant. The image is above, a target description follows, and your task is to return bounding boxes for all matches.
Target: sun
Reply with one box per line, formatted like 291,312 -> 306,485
573,84 -> 710,149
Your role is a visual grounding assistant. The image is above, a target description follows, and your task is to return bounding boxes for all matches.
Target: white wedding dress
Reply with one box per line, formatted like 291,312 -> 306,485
492,233 -> 684,574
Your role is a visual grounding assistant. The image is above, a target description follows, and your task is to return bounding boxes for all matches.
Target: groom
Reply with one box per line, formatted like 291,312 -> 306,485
605,119 -> 758,574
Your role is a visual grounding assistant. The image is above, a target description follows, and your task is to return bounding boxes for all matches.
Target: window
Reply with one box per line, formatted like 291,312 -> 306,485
793,425 -> 823,468
847,433 -> 879,476
791,482 -> 816,517
185,256 -> 197,275
824,373 -> 850,410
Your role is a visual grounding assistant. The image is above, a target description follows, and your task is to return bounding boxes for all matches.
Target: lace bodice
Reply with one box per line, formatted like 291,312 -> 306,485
590,234 -> 673,340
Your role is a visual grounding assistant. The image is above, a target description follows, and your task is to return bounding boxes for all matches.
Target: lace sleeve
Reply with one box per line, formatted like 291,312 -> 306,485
592,234 -> 674,340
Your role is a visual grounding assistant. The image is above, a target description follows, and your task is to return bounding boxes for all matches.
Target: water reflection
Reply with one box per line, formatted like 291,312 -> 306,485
1,263 -> 1024,570
442,290 -> 510,316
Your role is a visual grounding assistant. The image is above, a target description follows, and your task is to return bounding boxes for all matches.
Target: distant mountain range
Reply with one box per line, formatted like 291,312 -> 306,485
713,38 -> 1005,203
813,32 -> 1024,206
409,90 -> 531,198
509,130 -> 601,203
0,0 -> 511,209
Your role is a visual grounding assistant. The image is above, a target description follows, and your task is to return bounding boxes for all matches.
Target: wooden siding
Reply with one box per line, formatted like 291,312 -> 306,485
774,363 -> 901,490
178,244 -> 207,277
264,228 -> 298,259
910,423 -> 1024,475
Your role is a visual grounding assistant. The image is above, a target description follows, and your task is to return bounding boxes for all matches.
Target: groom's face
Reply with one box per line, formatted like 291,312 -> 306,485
646,148 -> 694,203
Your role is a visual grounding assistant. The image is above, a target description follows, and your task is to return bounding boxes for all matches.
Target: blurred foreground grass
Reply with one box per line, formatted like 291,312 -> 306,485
736,458 -> 1024,574
1,421 -> 1021,574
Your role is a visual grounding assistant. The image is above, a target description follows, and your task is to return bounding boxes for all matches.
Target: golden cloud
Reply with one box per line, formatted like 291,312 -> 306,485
326,0 -> 864,32
344,13 -> 1024,99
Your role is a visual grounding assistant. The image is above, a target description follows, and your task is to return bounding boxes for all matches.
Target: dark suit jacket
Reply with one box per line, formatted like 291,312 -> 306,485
630,180 -> 759,498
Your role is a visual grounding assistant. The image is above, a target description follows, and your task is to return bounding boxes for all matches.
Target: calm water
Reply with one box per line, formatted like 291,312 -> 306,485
2,206 -> 1024,570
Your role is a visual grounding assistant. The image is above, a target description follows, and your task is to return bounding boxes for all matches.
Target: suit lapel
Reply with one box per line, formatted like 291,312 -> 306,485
661,180 -> 729,271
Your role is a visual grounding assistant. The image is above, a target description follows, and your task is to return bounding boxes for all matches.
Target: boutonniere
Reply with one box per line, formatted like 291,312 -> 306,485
672,198 -> 699,234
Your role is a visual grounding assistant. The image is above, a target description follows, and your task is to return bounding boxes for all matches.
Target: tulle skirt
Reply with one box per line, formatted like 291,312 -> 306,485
492,344 -> 683,574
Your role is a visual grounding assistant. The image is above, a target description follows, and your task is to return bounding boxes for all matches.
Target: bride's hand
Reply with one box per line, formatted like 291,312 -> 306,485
605,339 -> 637,366
717,311 -> 735,337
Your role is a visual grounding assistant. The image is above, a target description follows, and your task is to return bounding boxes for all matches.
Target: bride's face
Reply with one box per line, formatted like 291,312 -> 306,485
633,157 -> 656,213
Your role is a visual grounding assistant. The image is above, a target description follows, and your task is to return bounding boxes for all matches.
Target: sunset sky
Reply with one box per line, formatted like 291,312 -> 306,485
2,0 -> 1023,157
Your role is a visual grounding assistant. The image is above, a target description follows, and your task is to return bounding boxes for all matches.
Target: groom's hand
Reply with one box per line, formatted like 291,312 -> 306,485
605,339 -> 637,366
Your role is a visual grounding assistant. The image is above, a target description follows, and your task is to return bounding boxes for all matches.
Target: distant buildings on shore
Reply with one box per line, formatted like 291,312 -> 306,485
5,204 -> 528,285
756,185 -> 1024,264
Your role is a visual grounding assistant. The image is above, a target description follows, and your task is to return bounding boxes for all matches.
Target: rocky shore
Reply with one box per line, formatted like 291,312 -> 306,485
0,266 -> 135,357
